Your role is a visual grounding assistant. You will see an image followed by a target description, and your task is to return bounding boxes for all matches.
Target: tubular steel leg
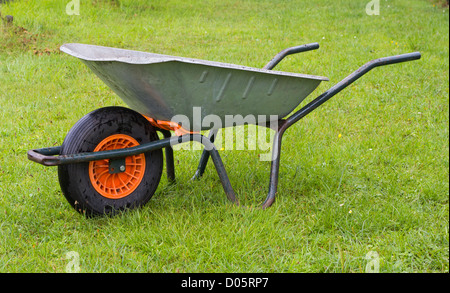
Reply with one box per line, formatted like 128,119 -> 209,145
261,127 -> 285,209
157,129 -> 176,183
184,134 -> 238,205
192,129 -> 218,180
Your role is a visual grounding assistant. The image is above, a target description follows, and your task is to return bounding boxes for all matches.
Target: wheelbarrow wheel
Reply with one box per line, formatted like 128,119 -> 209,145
57,106 -> 163,216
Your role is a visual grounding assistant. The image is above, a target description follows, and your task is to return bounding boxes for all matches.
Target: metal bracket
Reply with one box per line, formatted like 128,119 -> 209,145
109,157 -> 126,174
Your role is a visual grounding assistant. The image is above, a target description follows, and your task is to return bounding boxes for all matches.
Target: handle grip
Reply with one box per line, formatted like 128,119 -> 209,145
285,42 -> 320,55
263,42 -> 320,70
371,52 -> 421,67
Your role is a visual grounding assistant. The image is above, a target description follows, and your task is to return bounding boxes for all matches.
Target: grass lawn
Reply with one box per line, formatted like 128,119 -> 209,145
0,0 -> 448,273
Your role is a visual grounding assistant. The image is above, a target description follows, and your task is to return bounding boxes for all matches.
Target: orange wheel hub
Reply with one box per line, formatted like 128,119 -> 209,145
89,134 -> 145,199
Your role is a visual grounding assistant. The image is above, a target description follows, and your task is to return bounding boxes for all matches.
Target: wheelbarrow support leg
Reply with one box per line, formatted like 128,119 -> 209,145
261,125 -> 285,209
157,129 -> 176,182
181,134 -> 238,205
192,129 -> 218,180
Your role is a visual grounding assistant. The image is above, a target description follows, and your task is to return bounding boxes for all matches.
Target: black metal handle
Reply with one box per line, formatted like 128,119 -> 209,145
285,43 -> 320,55
27,147 -> 61,166
263,42 -> 320,70
370,52 -> 422,67
283,51 -> 422,128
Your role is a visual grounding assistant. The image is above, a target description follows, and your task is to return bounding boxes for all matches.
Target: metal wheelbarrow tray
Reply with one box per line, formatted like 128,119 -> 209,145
28,42 -> 421,216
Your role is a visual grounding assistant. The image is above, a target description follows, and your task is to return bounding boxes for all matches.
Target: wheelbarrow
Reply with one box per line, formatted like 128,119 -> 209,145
27,42 -> 421,216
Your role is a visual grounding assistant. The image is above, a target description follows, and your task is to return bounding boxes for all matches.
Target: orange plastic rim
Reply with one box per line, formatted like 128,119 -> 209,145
89,134 -> 145,199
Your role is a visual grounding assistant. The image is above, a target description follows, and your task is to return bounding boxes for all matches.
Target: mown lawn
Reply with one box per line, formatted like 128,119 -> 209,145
0,0 -> 448,273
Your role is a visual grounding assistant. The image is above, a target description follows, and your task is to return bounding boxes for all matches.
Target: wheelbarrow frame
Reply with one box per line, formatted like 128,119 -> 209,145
27,43 -> 421,209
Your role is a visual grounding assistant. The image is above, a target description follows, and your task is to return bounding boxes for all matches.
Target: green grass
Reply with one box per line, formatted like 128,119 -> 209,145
0,0 -> 448,273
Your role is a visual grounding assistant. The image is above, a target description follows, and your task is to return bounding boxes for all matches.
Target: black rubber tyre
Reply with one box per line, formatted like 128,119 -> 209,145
57,106 -> 163,216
